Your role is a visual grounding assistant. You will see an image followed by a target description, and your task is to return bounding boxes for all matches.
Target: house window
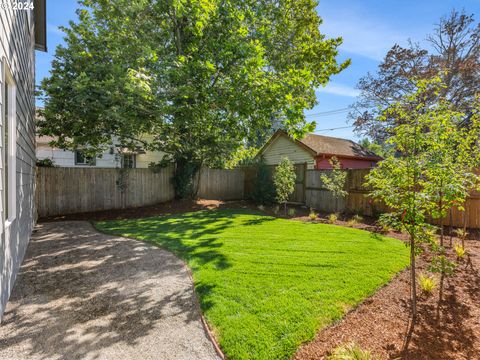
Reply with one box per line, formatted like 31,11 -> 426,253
74,151 -> 96,166
2,62 -> 17,226
121,154 -> 136,169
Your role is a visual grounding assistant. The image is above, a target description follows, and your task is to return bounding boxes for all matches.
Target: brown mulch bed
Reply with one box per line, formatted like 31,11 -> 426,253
38,199 -> 251,222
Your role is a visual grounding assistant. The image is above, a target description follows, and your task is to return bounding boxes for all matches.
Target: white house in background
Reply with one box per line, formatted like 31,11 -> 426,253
36,134 -> 168,168
0,0 -> 46,320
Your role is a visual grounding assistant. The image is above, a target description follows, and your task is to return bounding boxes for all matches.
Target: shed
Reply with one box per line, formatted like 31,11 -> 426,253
257,130 -> 382,169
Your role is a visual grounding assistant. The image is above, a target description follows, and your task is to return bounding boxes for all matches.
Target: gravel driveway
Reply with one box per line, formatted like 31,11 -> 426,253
0,221 -> 221,360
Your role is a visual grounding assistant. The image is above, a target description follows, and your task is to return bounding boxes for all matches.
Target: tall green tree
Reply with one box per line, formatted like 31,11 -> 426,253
39,0 -> 349,198
274,157 -> 296,215
352,10 -> 479,142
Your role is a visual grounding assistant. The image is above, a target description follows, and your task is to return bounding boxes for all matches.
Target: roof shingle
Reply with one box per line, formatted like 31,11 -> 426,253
299,133 -> 381,159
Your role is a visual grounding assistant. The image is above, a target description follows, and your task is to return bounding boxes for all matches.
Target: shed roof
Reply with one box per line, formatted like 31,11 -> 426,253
299,133 -> 381,159
258,130 -> 382,161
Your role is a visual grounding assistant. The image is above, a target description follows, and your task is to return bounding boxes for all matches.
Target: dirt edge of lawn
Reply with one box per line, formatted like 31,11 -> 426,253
179,254 -> 227,360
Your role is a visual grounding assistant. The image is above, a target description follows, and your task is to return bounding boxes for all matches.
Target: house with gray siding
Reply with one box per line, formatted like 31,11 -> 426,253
0,0 -> 46,319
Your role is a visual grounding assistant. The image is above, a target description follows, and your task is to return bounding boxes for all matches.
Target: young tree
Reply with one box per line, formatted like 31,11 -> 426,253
422,101 -> 480,247
273,157 -> 296,215
320,156 -> 348,212
39,0 -> 349,198
365,79 -> 480,322
351,10 -> 479,142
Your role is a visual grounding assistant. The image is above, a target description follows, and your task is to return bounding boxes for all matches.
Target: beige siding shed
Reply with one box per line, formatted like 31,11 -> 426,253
260,134 -> 315,168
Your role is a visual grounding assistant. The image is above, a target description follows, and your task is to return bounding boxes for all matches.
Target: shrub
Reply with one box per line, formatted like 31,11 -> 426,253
418,273 -> 437,294
288,208 -> 296,217
309,209 -> 317,221
454,228 -> 468,247
257,205 -> 265,212
454,228 -> 468,239
328,342 -> 381,360
328,213 -> 338,224
454,244 -> 466,259
251,159 -> 276,205
380,225 -> 390,234
429,254 -> 456,276
353,214 -> 364,223
273,157 -> 296,215
346,219 -> 357,227
272,205 -> 280,215
36,158 -> 55,167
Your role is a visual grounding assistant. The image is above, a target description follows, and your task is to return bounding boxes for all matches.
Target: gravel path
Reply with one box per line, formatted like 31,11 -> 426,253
0,221 -> 221,360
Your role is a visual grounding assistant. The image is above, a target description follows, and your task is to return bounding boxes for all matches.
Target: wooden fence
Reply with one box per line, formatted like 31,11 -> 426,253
36,165 -> 244,217
306,168 -> 477,228
196,167 -> 245,200
37,165 -> 480,228
243,163 -> 307,203
245,165 -> 478,229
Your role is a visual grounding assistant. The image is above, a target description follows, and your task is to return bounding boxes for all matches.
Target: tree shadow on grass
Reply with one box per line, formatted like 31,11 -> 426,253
99,209 -> 248,271
0,221 -> 218,359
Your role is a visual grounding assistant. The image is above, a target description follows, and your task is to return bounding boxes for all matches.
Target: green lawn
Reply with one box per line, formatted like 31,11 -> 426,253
95,209 -> 408,360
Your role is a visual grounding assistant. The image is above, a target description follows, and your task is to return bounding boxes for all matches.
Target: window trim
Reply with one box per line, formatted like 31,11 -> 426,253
74,150 -> 96,166
121,153 -> 136,169
2,59 -> 17,228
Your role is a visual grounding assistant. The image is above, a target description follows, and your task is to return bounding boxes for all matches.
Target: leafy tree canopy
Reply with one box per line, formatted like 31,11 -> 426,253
39,0 -> 349,197
351,10 -> 479,142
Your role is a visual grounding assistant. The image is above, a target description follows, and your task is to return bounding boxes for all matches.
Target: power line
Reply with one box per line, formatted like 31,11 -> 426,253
305,107 -> 350,118
314,125 -> 354,132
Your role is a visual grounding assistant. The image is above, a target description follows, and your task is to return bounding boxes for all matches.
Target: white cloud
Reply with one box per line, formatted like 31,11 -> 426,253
319,11 -> 407,61
47,23 -> 65,37
316,83 -> 360,98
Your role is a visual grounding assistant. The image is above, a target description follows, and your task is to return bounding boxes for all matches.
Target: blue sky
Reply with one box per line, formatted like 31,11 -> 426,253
36,0 -> 480,140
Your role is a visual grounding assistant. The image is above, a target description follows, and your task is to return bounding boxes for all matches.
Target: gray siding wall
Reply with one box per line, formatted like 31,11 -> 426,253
0,9 -> 36,319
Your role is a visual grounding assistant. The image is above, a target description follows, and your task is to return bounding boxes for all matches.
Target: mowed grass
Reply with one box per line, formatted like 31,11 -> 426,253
95,209 -> 409,360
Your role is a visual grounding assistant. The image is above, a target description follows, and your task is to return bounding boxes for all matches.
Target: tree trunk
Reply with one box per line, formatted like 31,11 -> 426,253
449,210 -> 454,247
439,193 -> 444,247
173,158 -> 201,199
410,234 -> 417,322
462,207 -> 468,248
440,216 -> 444,247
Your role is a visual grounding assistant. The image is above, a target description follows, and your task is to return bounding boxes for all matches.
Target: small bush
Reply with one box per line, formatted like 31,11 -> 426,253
251,159 -> 276,205
418,273 -> 437,294
352,214 -> 364,223
346,219 -> 357,227
454,244 -> 466,259
309,209 -> 317,221
36,158 -> 55,167
288,208 -> 296,217
257,205 -> 265,212
272,205 -> 280,215
328,213 -> 338,224
454,228 -> 468,239
380,225 -> 390,233
328,342 -> 381,360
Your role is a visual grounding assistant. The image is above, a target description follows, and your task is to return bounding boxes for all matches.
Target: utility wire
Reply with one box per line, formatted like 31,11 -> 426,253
314,125 -> 355,132
304,107 -> 350,118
